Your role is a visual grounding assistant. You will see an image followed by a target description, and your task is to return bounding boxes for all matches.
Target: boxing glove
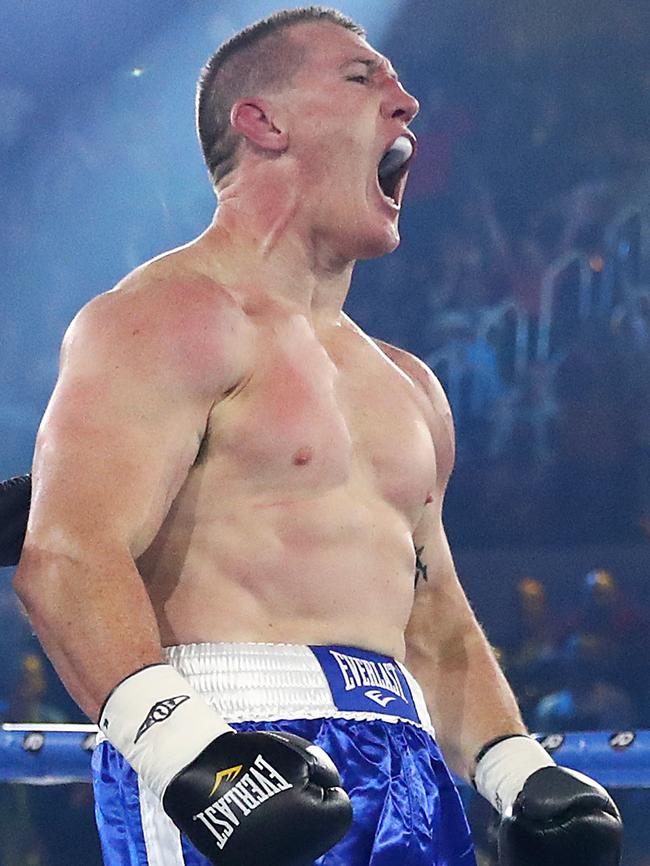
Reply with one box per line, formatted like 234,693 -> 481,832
100,664 -> 352,866
0,473 -> 31,567
164,729 -> 352,866
473,734 -> 622,866
499,765 -> 622,866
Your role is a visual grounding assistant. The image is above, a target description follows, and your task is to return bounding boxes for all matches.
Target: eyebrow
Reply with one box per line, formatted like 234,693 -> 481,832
340,57 -> 399,80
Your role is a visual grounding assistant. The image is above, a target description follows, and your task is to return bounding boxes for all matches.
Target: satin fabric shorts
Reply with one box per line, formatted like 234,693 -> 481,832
92,643 -> 476,866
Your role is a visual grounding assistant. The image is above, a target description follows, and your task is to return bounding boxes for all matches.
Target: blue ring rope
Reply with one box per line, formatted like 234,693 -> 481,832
1,725 -> 649,787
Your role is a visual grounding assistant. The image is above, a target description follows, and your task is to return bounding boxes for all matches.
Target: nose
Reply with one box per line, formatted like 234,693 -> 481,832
381,78 -> 419,124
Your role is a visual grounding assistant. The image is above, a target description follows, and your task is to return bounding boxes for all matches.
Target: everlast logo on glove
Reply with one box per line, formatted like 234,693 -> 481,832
193,753 -> 293,850
209,765 -> 243,797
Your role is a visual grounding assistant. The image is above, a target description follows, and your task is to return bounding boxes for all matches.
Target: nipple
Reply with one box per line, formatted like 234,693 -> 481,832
292,447 -> 313,467
425,492 -> 434,505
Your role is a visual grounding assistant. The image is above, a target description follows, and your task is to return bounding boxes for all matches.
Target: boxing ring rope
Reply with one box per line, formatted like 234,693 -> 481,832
2,725 -> 650,788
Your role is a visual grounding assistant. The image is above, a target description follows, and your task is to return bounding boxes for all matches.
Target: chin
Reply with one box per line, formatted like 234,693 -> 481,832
335,214 -> 402,261
356,224 -> 401,260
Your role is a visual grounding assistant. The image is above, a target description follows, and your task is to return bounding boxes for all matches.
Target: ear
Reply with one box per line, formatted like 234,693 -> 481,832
230,98 -> 288,153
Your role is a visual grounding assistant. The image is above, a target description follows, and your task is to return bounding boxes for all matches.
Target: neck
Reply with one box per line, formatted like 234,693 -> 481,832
197,166 -> 355,326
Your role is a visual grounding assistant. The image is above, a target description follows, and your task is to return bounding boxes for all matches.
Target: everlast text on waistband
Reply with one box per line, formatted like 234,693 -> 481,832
329,650 -> 406,700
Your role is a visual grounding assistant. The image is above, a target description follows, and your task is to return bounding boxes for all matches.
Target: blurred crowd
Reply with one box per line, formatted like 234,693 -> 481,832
427,201 -> 650,548
472,567 -> 650,865
0,654 -> 98,866
502,569 -> 649,731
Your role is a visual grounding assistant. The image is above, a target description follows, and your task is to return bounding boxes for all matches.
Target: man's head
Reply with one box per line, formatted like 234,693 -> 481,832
197,7 -> 364,187
197,7 -> 419,261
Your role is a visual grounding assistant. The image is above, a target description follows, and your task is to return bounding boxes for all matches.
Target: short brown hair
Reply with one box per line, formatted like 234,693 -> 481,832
196,6 -> 365,186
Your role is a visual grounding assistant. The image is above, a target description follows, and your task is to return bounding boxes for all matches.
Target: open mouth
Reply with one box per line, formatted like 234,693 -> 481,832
377,135 -> 415,206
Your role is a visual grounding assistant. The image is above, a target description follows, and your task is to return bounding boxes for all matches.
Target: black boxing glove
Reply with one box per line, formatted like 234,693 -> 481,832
473,734 -> 622,866
0,473 -> 31,567
499,765 -> 622,866
99,665 -> 352,866
164,729 -> 352,866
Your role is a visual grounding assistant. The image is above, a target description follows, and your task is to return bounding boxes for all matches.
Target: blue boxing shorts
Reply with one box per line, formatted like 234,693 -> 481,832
92,643 -> 476,866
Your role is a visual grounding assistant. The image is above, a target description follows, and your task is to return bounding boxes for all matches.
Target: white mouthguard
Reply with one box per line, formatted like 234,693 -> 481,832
378,135 -> 413,179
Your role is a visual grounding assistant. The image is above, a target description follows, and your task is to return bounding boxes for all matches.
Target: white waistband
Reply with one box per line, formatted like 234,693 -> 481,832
164,642 -> 434,733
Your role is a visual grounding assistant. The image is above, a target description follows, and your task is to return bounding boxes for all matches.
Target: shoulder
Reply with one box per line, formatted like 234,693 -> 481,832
65,253 -> 248,348
62,256 -> 253,395
373,338 -> 451,418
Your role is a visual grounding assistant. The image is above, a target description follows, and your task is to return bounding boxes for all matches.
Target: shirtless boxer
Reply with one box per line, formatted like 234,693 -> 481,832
7,7 -> 621,866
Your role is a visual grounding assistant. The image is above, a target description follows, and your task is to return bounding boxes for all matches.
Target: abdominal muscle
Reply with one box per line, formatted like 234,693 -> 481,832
137,479 -> 418,661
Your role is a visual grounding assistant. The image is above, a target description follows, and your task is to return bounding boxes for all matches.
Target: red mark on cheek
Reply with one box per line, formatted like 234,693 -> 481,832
293,447 -> 313,466
425,492 -> 434,505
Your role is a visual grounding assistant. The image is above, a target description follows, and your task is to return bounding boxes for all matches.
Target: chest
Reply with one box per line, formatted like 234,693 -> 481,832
208,317 -> 437,514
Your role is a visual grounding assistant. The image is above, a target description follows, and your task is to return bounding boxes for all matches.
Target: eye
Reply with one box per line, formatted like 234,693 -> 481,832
347,75 -> 369,85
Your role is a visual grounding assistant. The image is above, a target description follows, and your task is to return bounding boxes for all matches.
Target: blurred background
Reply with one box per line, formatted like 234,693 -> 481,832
1,0 -> 649,863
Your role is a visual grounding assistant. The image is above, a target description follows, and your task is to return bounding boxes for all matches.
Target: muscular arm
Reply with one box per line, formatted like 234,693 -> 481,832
406,515 -> 526,780
402,361 -> 526,781
13,277 -> 248,720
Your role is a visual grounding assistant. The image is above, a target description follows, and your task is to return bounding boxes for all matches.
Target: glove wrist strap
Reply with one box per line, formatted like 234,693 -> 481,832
99,664 -> 231,800
473,735 -> 556,815
473,733 -> 530,768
